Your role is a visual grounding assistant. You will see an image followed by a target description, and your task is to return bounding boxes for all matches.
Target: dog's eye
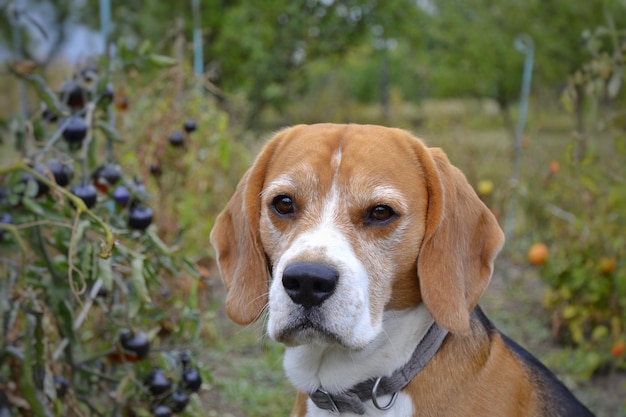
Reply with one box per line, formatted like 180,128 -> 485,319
367,205 -> 396,224
272,195 -> 295,216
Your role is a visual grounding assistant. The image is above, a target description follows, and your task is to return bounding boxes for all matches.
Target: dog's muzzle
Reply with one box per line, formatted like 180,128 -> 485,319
282,262 -> 339,308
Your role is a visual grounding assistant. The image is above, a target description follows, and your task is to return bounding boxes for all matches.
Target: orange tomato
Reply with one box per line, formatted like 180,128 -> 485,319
548,160 -> 560,174
528,243 -> 549,265
599,257 -> 617,274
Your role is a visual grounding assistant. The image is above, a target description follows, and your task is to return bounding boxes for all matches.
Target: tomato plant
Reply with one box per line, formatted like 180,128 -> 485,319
522,16 -> 626,377
0,53 -> 210,415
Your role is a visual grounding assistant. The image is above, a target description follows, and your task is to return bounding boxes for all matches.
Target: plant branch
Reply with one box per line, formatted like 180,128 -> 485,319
0,161 -> 116,258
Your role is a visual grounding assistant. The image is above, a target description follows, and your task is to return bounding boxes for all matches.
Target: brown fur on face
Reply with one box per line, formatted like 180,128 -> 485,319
210,123 -> 504,335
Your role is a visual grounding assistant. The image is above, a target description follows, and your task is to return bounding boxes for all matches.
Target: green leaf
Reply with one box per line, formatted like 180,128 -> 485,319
98,257 -> 114,292
80,241 -> 95,282
138,40 -> 153,55
56,299 -> 76,344
13,74 -> 67,118
69,220 -> 90,251
146,54 -> 178,68
131,256 -> 151,303
97,120 -> 125,143
21,312 -> 53,417
146,229 -> 174,255
22,197 -> 45,216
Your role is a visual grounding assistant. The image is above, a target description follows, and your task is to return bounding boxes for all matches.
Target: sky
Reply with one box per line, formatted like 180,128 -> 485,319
2,0 -> 103,63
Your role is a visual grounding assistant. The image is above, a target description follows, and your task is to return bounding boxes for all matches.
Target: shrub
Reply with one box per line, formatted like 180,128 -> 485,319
522,17 -> 626,378
0,53 -> 214,415
523,140 -> 625,375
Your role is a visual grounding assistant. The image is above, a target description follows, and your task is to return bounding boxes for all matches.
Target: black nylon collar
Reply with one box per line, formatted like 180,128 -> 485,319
308,322 -> 448,415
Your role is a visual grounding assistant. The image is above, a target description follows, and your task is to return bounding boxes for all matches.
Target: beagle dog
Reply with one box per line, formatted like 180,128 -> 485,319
210,124 -> 594,416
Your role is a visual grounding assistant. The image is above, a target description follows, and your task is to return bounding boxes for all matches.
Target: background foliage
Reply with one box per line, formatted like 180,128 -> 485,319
1,0 -> 625,416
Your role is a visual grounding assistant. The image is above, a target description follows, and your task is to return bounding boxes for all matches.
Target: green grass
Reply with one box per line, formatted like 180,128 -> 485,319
202,318 -> 294,416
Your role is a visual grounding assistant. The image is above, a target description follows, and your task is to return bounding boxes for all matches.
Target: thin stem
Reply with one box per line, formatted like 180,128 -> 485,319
79,102 -> 97,183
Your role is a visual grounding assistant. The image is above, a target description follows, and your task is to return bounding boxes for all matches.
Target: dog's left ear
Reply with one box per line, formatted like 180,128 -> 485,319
210,132 -> 286,325
416,146 -> 504,335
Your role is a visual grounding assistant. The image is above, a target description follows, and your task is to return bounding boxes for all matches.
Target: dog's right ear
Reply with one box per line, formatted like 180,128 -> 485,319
210,133 -> 285,325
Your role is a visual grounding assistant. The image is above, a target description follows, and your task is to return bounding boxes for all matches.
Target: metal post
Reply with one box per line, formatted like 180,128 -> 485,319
505,34 -> 534,240
10,6 -> 28,119
191,0 -> 203,77
99,0 -> 111,57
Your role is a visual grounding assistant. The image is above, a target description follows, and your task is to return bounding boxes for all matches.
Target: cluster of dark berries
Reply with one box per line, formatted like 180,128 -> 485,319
167,119 -> 197,148
43,68 -> 115,150
43,158 -> 152,230
91,163 -> 154,230
144,351 -> 203,416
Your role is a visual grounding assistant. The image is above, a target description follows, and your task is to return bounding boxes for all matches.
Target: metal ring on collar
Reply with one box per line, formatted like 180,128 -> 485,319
317,388 -> 340,415
371,377 -> 399,411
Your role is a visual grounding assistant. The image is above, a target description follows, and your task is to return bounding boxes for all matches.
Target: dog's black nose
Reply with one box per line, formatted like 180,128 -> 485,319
282,262 -> 339,308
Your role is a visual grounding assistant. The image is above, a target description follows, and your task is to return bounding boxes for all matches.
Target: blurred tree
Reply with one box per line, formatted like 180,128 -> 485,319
31,0 -> 424,126
4,0 -> 624,128
0,1 -> 72,65
425,0 -> 534,136
420,0 -> 622,137
212,0 -> 425,126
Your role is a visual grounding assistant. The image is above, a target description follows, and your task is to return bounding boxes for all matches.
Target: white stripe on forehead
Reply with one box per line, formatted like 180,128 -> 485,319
331,146 -> 342,175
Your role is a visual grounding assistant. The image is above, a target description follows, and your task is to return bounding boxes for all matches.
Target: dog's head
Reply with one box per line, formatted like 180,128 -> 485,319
210,124 -> 504,349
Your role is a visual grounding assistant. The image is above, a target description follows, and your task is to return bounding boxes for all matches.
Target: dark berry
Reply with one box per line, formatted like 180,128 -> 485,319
112,185 -> 130,207
128,206 -> 153,230
98,83 -> 114,104
0,212 -> 12,225
182,367 -> 202,392
42,106 -> 59,123
116,95 -> 129,111
179,351 -> 191,368
170,390 -> 189,412
119,329 -> 150,360
96,286 -> 109,298
59,79 -> 85,109
80,66 -> 98,84
153,404 -> 172,417
149,163 -> 162,177
70,183 -> 98,209
92,163 -> 122,192
168,130 -> 185,147
183,119 -> 197,133
144,369 -> 172,396
53,376 -> 70,399
62,116 -> 88,145
46,159 -> 74,187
